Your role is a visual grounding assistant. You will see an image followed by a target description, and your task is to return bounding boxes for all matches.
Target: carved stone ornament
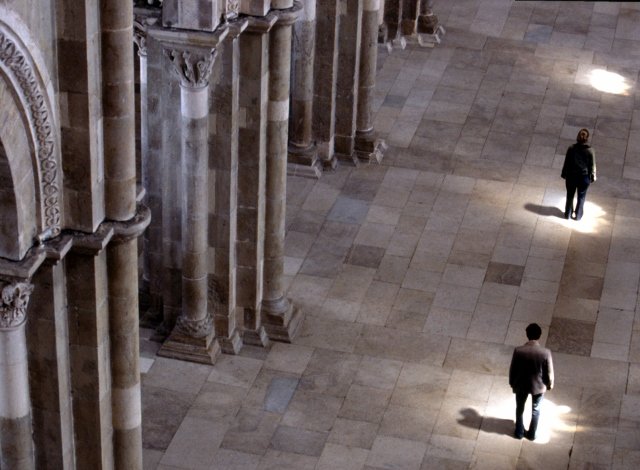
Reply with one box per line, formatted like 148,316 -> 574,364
224,0 -> 240,22
176,313 -> 213,338
0,282 -> 34,329
165,48 -> 218,89
0,27 -> 61,236
133,18 -> 148,57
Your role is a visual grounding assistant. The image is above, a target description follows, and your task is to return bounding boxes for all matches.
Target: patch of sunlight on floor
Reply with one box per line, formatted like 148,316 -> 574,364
589,69 -> 631,95
489,396 -> 574,445
551,198 -> 609,235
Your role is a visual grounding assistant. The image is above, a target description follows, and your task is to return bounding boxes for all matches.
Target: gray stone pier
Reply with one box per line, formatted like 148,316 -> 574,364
101,0 -> 146,467
0,282 -> 35,470
355,0 -> 386,163
237,13 -> 277,348
262,1 -> 304,342
158,39 -> 224,364
334,0 -> 363,164
312,0 -> 340,169
287,0 -> 321,178
210,19 -> 248,355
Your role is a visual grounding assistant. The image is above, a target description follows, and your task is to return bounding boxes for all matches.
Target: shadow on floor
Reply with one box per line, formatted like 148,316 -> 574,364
524,203 -> 565,219
458,408 -> 514,436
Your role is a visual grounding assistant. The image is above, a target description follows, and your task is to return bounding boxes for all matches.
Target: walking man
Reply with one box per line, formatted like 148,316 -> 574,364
561,128 -> 596,220
509,323 -> 554,441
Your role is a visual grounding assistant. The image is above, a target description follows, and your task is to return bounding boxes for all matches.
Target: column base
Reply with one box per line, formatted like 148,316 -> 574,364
335,135 -> 359,167
219,330 -> 244,355
157,329 -> 221,365
417,15 -> 445,47
355,131 -> 387,164
287,143 -> 322,178
262,297 -> 304,343
242,326 -> 270,348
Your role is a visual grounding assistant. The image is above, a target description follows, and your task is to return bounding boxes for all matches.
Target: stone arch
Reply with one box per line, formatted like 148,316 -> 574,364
0,13 -> 63,260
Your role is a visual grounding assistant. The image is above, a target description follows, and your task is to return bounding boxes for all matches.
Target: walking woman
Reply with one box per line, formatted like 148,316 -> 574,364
561,128 -> 596,220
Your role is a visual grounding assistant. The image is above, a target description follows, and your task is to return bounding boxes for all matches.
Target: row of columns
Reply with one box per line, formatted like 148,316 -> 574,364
134,1 -> 305,364
380,0 -> 442,47
288,0 -> 386,174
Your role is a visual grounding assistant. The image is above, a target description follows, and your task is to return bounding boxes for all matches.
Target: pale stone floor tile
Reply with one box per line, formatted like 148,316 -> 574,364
327,418 -> 379,450
470,451 -> 518,470
294,316 -> 363,354
426,434 -> 476,463
143,448 -> 164,470
160,417 -> 227,469
144,357 -> 213,397
591,342 -> 630,362
281,390 -> 343,432
319,298 -> 362,322
432,283 -> 481,313
366,436 -> 428,470
264,342 -> 314,375
317,443 -> 369,470
209,449 -> 260,470
257,450 -> 318,470
425,307 -> 473,338
354,355 -> 404,390
446,370 -> 494,402
207,355 -> 263,389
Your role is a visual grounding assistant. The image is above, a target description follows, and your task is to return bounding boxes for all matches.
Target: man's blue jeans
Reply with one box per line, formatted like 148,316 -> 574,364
515,392 -> 543,439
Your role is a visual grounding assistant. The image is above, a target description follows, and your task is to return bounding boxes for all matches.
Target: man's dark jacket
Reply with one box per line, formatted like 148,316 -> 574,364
509,340 -> 554,395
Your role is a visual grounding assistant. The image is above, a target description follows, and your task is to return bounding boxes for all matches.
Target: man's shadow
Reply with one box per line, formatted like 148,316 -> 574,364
524,203 -> 565,219
457,408 -> 514,436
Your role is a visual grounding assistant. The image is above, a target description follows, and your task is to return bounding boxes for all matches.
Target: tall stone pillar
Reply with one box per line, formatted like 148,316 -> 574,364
211,19 -> 248,354
0,282 -> 35,470
27,238 -> 75,469
383,0 -> 406,48
134,11 -> 163,325
261,2 -> 304,342
312,0 -> 340,169
355,0 -> 386,163
418,0 -> 439,34
401,0 -> 419,35
101,0 -> 145,467
67,230 -> 114,469
237,14 -> 277,348
334,0 -> 363,163
288,0 -> 321,177
158,35 -> 225,364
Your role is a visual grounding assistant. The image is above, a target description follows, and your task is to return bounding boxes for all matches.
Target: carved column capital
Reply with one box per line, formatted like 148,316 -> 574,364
0,282 -> 34,330
224,0 -> 240,22
165,47 -> 218,89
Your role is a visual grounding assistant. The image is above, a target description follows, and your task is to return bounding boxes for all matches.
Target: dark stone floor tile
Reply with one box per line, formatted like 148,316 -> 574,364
546,318 -> 595,356
558,273 -> 604,300
142,385 -> 193,450
346,244 -> 386,269
484,262 -> 525,286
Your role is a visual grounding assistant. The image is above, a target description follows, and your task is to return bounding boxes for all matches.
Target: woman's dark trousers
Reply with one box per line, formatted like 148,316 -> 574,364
565,175 -> 590,220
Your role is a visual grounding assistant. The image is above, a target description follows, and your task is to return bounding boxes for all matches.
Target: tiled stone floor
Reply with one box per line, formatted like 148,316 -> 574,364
141,1 -> 640,468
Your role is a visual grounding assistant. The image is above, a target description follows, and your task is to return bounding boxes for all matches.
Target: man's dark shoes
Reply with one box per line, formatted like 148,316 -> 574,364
525,431 -> 535,441
514,431 -> 524,440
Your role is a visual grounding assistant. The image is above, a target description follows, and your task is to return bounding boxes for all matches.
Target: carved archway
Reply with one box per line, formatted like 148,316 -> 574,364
0,14 -> 62,260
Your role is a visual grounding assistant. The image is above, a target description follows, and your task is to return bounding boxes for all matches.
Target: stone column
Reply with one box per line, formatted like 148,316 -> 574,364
261,2 -> 304,342
210,19 -> 248,354
401,0 -> 419,36
334,0 -> 363,163
288,0 -> 321,177
0,281 -> 35,470
100,0 -> 145,467
134,12 -> 163,326
107,209 -> 150,470
237,14 -> 276,348
417,0 -> 439,34
158,41 -> 223,364
383,0 -> 406,49
67,228 -> 114,469
355,0 -> 386,163
312,0 -> 340,169
27,237 -> 75,469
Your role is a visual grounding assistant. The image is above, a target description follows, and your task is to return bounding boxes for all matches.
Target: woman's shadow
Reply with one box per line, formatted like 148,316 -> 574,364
457,408 -> 514,436
524,203 -> 565,219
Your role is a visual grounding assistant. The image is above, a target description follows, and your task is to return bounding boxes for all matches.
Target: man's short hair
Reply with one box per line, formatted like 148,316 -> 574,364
526,323 -> 542,341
